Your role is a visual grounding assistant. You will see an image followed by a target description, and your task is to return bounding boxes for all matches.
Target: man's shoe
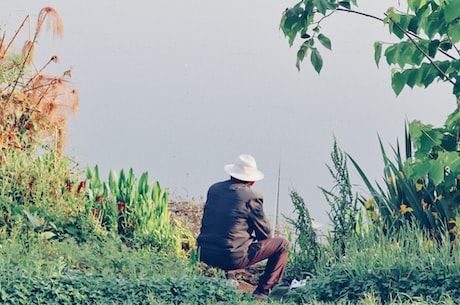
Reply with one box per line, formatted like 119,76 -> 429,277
253,288 -> 269,301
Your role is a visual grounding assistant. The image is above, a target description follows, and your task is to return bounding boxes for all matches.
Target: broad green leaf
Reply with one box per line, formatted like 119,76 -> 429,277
374,42 -> 382,67
296,41 -> 310,70
408,16 -> 420,34
403,69 -> 419,88
313,0 -> 331,15
310,48 -> 323,73
317,33 -> 332,50
391,70 -> 407,95
338,1 -> 351,9
411,159 -> 431,178
454,81 -> 460,98
448,24 -> 460,44
439,40 -> 453,51
424,12 -> 442,38
420,64 -> 438,87
428,39 -> 440,57
449,155 -> 460,173
443,1 -> 460,23
408,0 -> 428,12
398,42 -> 415,67
428,159 -> 444,186
445,108 -> 460,130
411,49 -> 424,65
385,45 -> 398,65
387,12 -> 405,39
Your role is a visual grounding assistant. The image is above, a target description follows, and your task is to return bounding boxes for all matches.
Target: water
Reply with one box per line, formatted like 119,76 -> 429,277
2,0 -> 456,227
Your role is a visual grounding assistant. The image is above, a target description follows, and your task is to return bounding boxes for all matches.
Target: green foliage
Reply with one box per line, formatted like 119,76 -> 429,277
285,222 -> 460,304
320,137 -> 361,256
284,190 -> 321,279
0,147 -> 103,243
85,166 -> 194,255
349,115 -> 460,240
280,0 -> 460,98
0,237 -> 246,305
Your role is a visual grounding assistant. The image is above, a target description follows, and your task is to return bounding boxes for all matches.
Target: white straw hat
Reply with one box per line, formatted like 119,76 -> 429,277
224,154 -> 264,182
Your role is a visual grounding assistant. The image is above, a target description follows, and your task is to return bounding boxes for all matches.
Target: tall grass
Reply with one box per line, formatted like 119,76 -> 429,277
285,222 -> 460,304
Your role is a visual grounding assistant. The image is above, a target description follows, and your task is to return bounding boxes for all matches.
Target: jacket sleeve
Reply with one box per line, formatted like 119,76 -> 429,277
247,197 -> 272,240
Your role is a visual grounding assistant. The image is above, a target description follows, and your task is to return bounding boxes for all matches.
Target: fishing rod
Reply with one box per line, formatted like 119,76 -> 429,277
273,161 -> 281,237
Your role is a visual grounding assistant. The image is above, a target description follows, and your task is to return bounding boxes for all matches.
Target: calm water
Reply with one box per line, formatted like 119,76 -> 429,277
3,1 -> 455,226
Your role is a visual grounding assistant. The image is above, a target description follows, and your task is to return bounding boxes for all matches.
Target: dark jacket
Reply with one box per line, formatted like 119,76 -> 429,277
197,178 -> 272,270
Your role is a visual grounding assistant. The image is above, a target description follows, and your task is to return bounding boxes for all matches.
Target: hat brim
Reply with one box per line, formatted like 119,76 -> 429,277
224,164 -> 264,182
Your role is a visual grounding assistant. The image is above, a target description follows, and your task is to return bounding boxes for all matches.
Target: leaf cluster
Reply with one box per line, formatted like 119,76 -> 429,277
281,0 -> 460,98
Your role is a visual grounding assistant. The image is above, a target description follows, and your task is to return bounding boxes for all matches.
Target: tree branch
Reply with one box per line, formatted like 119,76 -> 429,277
335,8 -> 456,86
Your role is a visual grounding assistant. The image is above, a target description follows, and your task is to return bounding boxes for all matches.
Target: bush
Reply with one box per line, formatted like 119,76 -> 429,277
0,237 -> 246,305
287,222 -> 460,304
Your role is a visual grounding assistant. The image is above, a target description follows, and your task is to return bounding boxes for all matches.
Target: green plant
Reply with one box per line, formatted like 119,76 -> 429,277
284,190 -> 320,280
85,166 -> 194,255
0,148 -> 103,243
320,136 -> 361,256
286,222 -> 460,304
349,119 -> 460,241
0,237 -> 248,305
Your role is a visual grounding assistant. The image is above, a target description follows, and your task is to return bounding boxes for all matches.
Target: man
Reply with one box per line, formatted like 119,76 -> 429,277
197,154 -> 290,301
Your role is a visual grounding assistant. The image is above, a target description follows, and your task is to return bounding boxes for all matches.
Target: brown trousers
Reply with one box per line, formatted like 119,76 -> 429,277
234,237 -> 290,293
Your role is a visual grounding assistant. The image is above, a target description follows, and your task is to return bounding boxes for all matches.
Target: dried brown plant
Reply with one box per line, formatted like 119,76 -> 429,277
36,7 -> 64,39
0,7 -> 77,154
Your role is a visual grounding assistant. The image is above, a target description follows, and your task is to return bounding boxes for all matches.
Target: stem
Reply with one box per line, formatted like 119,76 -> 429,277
0,15 -> 30,61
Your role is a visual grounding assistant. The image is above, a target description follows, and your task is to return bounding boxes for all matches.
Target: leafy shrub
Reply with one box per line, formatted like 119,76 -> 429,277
0,271 -> 245,305
284,190 -> 320,280
0,237 -> 246,305
0,148 -> 104,243
287,222 -> 460,304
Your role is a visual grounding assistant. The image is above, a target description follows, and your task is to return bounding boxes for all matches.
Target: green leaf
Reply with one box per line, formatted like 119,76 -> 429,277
428,39 -> 440,57
313,0 -> 331,15
408,15 -> 420,33
310,48 -> 323,73
425,11 -> 442,39
420,64 -> 438,87
390,21 -> 405,39
317,33 -> 332,50
439,40 -> 453,51
385,45 -> 398,65
374,42 -> 382,67
403,69 -> 419,88
443,1 -> 460,23
338,1 -> 351,9
448,24 -> 460,44
428,159 -> 445,186
296,40 -> 310,70
411,159 -> 431,178
23,209 -> 41,228
391,70 -> 407,95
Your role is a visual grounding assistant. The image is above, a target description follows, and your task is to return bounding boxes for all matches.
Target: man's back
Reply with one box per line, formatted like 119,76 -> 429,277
197,179 -> 271,270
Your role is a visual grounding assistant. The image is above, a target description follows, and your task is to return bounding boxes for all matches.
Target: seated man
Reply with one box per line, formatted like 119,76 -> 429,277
197,154 -> 290,301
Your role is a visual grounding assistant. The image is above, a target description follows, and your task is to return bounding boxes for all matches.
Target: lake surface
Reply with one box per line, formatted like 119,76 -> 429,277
2,0 -> 455,227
